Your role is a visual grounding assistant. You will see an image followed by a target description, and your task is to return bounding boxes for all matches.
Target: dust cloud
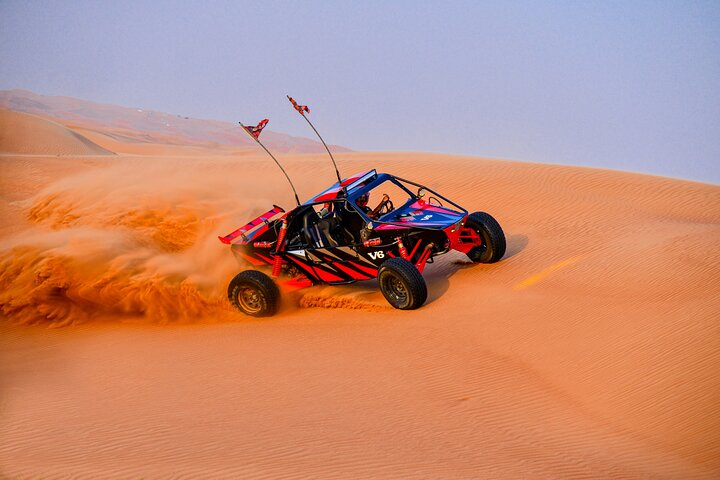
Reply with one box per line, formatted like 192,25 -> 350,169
0,159 -> 283,326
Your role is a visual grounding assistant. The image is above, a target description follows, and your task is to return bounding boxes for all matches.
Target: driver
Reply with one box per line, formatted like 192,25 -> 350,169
356,192 -> 390,219
355,193 -> 372,214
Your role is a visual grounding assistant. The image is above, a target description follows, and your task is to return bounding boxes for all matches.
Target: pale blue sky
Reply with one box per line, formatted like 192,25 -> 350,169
1,1 -> 719,183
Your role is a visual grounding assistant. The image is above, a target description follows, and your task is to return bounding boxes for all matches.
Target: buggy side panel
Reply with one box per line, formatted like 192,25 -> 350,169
306,246 -> 376,282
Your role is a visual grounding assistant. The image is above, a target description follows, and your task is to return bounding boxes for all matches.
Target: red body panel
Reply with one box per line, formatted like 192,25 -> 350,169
219,206 -> 284,245
447,215 -> 483,254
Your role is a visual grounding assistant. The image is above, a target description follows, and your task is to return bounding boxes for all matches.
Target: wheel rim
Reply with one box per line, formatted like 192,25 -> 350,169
471,228 -> 490,258
237,286 -> 263,314
383,274 -> 408,306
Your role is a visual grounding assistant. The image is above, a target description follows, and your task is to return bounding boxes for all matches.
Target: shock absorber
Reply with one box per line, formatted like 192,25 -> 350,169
272,219 -> 288,277
396,237 -> 409,260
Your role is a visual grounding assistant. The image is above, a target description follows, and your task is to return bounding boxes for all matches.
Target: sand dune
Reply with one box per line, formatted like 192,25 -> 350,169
0,109 -> 114,156
1,127 -> 719,477
0,89 -> 352,154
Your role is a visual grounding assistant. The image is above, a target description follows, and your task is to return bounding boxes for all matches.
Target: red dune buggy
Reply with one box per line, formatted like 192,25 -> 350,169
220,169 -> 505,316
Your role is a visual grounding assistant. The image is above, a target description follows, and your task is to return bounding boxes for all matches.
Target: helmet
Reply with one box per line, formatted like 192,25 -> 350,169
356,193 -> 369,208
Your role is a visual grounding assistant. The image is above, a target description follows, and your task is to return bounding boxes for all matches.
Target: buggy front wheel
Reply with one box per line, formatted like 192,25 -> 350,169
465,212 -> 506,263
378,258 -> 427,310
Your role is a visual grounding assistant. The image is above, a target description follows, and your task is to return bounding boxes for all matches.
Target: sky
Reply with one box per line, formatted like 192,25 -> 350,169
1,1 -> 719,183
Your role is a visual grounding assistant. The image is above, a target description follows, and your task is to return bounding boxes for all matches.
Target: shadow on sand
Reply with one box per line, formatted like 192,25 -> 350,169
504,234 -> 529,260
424,233 -> 529,305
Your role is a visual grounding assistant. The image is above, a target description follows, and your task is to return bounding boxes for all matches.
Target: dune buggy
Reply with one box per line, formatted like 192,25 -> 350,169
219,169 -> 505,316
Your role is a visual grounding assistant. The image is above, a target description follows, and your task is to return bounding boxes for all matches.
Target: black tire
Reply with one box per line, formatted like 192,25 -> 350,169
227,270 -> 280,317
378,258 -> 427,310
465,212 -> 506,263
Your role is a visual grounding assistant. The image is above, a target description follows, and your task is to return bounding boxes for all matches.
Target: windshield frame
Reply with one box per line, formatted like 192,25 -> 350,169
347,173 -> 468,225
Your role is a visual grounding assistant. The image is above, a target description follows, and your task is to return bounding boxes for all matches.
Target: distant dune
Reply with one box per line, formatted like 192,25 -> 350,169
0,109 -> 114,156
0,102 -> 718,478
0,89 -> 352,154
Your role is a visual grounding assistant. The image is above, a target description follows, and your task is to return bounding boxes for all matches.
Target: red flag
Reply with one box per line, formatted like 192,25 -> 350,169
288,96 -> 310,115
242,119 -> 268,139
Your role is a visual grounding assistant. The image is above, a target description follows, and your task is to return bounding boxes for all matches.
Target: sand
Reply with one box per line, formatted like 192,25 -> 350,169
0,109 -> 114,156
1,110 -> 719,479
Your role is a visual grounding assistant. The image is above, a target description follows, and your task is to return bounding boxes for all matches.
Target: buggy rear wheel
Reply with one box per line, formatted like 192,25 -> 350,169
378,258 -> 427,310
465,212 -> 506,263
228,270 -> 280,317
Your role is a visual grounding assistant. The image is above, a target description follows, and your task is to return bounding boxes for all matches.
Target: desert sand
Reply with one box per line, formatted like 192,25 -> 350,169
1,106 -> 719,479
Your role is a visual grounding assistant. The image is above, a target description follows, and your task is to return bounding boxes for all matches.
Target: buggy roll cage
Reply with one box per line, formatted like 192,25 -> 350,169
262,171 -> 471,245
346,173 -> 469,225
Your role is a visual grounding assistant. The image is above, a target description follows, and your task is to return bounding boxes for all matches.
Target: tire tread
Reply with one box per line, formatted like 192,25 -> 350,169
378,258 -> 427,310
227,270 -> 280,317
466,212 -> 506,263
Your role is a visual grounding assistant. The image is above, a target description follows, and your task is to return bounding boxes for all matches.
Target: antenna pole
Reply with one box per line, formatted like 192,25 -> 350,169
287,95 -> 342,184
239,120 -> 301,206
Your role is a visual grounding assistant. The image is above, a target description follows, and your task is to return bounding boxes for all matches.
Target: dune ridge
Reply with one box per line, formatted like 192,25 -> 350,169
0,109 -> 114,156
0,89 -> 352,154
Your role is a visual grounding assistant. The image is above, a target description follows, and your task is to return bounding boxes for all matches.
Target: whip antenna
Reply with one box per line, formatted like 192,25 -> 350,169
239,119 -> 301,206
286,95 -> 342,184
